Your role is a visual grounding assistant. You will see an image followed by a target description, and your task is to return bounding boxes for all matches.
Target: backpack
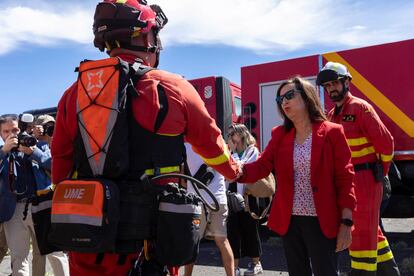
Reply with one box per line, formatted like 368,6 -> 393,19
49,57 -> 153,253
73,57 -> 151,179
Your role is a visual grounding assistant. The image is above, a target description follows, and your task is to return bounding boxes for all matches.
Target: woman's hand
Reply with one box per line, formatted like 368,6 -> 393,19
335,224 -> 352,252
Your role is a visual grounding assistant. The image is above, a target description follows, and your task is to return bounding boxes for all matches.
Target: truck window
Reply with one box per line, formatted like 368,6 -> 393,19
234,96 -> 242,117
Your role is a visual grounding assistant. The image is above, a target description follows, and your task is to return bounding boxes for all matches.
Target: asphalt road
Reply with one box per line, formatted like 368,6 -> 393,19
1,218 -> 413,276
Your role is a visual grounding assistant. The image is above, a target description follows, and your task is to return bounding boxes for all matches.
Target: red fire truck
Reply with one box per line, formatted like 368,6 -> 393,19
241,39 -> 414,218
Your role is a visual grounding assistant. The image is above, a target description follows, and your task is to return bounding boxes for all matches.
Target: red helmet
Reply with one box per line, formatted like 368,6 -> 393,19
93,0 -> 168,53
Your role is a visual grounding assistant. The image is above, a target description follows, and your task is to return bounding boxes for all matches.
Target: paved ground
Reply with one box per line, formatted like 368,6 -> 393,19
1,218 -> 414,276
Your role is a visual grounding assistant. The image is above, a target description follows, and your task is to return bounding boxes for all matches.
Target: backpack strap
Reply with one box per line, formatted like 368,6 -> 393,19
128,61 -> 168,134
130,62 -> 154,83
153,85 -> 168,133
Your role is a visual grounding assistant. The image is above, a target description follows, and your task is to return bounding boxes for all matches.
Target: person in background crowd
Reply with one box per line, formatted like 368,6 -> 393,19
0,114 -> 45,276
51,1 -> 241,275
238,77 -> 356,276
31,115 -> 69,276
317,62 -> 400,275
184,143 -> 235,276
227,124 -> 263,276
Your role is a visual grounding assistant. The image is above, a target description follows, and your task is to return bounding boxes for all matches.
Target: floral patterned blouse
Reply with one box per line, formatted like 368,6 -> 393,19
292,133 -> 317,216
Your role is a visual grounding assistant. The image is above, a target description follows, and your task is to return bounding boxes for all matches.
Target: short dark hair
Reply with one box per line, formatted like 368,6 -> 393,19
276,76 -> 327,131
0,114 -> 18,130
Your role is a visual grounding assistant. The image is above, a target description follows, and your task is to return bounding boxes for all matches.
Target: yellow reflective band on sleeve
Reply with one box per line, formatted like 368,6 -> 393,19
351,260 -> 377,271
380,153 -> 394,162
201,151 -> 230,166
116,0 -> 127,3
145,166 -> 180,176
156,133 -> 181,137
347,137 -> 369,146
377,251 -> 394,263
351,146 -> 375,158
350,250 -> 378,258
377,239 -> 390,250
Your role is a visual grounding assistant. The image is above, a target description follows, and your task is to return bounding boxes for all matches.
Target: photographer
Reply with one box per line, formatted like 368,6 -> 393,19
0,114 -> 45,276
32,115 -> 69,276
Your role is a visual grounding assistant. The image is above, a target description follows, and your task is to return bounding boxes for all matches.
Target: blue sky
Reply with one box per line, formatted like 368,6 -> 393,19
1,0 -> 414,115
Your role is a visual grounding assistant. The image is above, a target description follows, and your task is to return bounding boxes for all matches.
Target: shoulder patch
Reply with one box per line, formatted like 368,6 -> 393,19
342,114 -> 355,122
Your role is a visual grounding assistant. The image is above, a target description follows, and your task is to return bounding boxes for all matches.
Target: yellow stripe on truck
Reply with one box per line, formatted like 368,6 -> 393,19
323,52 -> 414,138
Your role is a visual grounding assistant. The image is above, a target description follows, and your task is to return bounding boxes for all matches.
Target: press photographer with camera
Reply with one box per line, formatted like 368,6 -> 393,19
0,114 -> 49,276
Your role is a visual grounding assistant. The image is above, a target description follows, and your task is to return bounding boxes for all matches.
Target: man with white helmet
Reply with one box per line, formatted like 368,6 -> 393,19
317,62 -> 400,276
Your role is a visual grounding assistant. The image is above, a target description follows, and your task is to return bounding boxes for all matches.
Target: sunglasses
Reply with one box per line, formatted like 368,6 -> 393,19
276,89 -> 301,104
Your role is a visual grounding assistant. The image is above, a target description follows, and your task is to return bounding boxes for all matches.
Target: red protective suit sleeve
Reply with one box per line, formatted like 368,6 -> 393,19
51,83 -> 78,184
360,103 -> 394,175
179,80 -> 240,180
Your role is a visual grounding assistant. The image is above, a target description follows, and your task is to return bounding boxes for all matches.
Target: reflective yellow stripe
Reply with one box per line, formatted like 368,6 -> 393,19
380,153 -> 393,162
116,0 -> 127,3
351,260 -> 377,271
377,239 -> 389,250
36,189 -> 52,196
350,250 -> 378,258
377,251 -> 394,263
323,52 -> 414,138
351,146 -> 375,158
201,151 -> 230,166
156,133 -> 181,137
145,166 -> 180,176
347,137 -> 369,146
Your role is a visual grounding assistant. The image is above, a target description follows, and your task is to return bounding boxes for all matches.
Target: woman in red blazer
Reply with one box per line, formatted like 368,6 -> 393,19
239,77 -> 356,276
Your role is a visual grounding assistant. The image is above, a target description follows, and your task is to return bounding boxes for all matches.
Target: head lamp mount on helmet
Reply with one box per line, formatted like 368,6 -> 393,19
93,0 -> 168,54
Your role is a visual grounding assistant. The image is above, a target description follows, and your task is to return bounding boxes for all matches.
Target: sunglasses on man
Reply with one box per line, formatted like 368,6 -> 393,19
275,89 -> 301,104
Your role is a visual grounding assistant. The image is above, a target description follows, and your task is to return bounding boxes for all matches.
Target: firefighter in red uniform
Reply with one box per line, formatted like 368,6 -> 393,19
317,62 -> 400,276
51,1 -> 240,275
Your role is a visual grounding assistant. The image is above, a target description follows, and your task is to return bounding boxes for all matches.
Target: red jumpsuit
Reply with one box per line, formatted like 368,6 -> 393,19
328,92 -> 399,275
51,54 -> 240,276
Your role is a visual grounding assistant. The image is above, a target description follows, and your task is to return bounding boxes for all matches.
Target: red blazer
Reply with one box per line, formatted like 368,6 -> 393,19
240,121 -> 356,238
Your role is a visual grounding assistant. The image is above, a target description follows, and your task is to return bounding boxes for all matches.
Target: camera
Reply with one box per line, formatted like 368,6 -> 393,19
42,124 -> 54,137
15,113 -> 37,148
17,132 -> 37,147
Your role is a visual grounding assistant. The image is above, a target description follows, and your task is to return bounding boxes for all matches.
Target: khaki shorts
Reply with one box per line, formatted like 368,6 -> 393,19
200,204 -> 228,240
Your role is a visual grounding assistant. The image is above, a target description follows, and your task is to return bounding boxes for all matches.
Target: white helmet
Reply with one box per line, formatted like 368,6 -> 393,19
316,62 -> 352,86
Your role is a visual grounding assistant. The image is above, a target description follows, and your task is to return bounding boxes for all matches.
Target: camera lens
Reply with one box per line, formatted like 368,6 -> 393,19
44,125 -> 54,137
18,133 -> 37,147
